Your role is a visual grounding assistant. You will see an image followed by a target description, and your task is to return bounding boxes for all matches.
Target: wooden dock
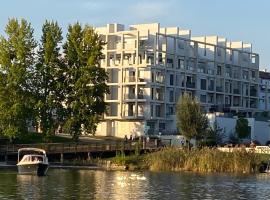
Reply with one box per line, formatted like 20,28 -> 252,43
0,141 -> 158,155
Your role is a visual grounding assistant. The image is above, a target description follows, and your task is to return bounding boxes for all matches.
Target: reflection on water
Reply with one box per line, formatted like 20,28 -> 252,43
0,169 -> 270,199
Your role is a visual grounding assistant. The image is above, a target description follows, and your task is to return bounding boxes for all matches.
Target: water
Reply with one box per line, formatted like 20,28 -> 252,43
0,169 -> 270,200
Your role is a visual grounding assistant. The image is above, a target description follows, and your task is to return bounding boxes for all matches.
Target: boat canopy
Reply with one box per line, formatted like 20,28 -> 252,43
17,148 -> 47,163
18,148 -> 46,155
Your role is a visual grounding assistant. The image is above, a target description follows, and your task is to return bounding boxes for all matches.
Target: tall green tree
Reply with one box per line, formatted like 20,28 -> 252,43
204,120 -> 225,146
0,18 -> 37,141
235,117 -> 250,139
34,20 -> 65,141
63,23 -> 109,140
176,93 -> 208,142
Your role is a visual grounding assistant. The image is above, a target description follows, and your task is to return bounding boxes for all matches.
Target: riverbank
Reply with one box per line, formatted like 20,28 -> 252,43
2,147 -> 269,174
109,147 -> 270,173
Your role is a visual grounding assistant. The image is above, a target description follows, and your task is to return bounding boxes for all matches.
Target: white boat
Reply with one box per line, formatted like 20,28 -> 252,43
17,148 -> 49,176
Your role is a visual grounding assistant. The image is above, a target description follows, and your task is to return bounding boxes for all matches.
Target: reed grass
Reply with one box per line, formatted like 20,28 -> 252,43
146,147 -> 267,173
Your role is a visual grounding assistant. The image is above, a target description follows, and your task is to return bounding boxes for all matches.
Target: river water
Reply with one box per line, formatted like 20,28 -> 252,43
0,169 -> 270,199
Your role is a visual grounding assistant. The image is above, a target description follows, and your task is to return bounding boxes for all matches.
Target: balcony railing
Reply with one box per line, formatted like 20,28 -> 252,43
208,86 -> 214,91
233,89 -> 240,94
124,76 -> 136,82
186,82 -> 195,89
138,94 -> 145,99
138,77 -> 145,82
124,93 -> 135,99
216,86 -> 223,92
250,89 -> 257,97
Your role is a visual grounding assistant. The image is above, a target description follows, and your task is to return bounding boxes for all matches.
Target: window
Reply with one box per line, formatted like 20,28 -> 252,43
159,123 -> 165,131
168,106 -> 175,115
156,105 -> 161,117
200,79 -> 206,90
167,58 -> 173,68
200,95 -> 206,103
170,74 -> 174,86
167,58 -> 173,63
209,79 -> 214,91
187,60 -> 194,71
169,90 -> 174,102
178,59 -> 185,69
217,65 -> 222,75
158,53 -> 163,63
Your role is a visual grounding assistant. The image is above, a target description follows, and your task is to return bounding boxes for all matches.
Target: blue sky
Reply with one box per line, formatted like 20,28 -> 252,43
0,0 -> 269,69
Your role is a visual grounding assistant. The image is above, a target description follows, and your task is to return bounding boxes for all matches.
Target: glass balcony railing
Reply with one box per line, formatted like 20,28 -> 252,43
186,82 -> 195,88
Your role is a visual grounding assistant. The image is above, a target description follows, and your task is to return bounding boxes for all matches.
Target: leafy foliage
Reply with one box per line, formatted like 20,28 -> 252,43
0,19 -> 109,142
62,23 -> 109,140
34,20 -> 65,141
235,117 -> 250,139
0,19 -> 36,142
204,120 -> 225,146
176,93 -> 208,141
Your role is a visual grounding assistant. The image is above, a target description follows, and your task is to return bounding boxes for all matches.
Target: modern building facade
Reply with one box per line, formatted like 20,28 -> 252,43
95,23 -> 260,137
259,70 -> 270,111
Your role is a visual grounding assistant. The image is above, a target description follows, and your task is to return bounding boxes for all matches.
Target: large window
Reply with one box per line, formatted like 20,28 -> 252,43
170,74 -> 174,86
169,90 -> 174,102
200,79 -> 206,90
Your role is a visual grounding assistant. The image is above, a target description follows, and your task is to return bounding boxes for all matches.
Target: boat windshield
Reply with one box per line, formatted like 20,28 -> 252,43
20,155 -> 44,163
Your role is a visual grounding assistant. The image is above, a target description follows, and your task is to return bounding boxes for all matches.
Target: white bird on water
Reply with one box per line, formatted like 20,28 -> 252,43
129,174 -> 146,181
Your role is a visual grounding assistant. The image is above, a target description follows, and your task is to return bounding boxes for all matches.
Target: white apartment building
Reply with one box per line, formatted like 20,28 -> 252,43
259,70 -> 270,111
95,23 -> 260,138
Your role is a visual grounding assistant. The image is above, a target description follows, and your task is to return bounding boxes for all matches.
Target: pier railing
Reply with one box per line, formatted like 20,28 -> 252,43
0,140 -> 159,155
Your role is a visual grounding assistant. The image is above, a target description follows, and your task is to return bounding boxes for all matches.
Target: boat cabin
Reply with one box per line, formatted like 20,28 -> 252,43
19,155 -> 47,164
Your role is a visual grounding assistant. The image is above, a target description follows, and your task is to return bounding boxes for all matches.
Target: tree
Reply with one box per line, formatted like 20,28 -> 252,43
0,18 -> 37,141
204,120 -> 225,146
34,20 -> 65,141
176,93 -> 208,142
235,117 -> 250,139
63,23 -> 109,140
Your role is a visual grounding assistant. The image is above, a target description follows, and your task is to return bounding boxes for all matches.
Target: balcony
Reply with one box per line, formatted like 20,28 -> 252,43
216,86 -> 223,92
250,89 -> 257,97
155,93 -> 164,101
138,94 -> 145,99
124,93 -> 135,99
124,76 -> 136,82
186,82 -> 195,89
138,77 -> 145,82
233,89 -> 240,94
208,85 -> 214,91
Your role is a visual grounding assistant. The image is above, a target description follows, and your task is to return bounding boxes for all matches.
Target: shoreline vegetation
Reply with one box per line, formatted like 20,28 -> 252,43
107,147 -> 270,173
53,147 -> 270,174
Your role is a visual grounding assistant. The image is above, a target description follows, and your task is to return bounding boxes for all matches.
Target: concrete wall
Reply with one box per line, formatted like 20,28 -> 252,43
254,121 -> 270,144
96,120 -> 145,138
208,113 -> 270,144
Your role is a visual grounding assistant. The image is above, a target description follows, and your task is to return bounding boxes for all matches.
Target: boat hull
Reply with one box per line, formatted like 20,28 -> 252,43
17,163 -> 49,176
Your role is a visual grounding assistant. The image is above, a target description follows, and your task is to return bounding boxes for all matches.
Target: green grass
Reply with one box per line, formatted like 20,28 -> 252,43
13,132 -> 73,144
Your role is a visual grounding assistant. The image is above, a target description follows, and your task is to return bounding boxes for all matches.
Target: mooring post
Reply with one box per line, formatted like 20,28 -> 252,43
60,153 -> 64,164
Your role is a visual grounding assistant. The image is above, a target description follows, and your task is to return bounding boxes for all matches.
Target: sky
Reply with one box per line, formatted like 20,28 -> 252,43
0,0 -> 269,69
